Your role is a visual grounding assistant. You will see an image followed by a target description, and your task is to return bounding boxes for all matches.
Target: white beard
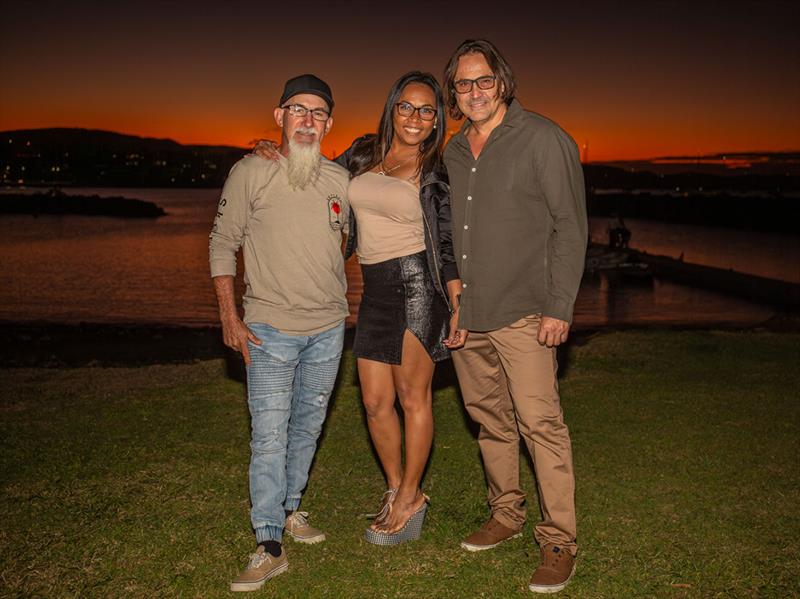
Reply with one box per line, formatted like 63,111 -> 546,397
287,134 -> 322,190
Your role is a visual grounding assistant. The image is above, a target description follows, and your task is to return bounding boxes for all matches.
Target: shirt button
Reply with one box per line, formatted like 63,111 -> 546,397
471,167 -> 476,172
462,254 -> 467,259
467,195 -> 472,200
463,225 -> 469,230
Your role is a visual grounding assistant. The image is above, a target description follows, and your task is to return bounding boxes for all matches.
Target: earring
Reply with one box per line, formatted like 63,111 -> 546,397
433,123 -> 437,129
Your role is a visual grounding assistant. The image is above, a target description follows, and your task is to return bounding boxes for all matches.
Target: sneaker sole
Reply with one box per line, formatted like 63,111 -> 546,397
285,531 -> 326,544
528,563 -> 576,594
229,561 -> 288,592
460,532 -> 523,552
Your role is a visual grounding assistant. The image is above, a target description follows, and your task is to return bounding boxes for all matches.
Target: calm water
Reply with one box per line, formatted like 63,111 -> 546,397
1,187 -> 793,328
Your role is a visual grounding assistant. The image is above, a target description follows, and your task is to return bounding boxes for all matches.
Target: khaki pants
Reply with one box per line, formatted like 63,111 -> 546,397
452,314 -> 577,554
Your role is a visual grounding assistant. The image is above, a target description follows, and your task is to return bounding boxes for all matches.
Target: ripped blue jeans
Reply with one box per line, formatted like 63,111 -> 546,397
246,321 -> 344,543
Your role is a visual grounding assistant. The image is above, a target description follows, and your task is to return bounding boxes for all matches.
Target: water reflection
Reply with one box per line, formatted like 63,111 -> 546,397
0,188 -> 783,328
588,218 -> 800,284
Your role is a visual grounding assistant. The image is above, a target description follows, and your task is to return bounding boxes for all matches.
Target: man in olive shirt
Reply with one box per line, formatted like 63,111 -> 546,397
209,74 -> 349,592
443,40 -> 587,594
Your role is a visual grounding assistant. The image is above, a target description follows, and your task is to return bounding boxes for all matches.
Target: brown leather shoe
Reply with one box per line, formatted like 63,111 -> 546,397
460,517 -> 523,552
528,544 -> 576,594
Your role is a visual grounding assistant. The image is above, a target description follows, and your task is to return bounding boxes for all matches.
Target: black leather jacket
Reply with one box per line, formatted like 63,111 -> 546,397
336,138 -> 459,312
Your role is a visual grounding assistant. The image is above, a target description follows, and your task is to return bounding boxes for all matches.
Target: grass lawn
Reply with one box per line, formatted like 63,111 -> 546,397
1,330 -> 799,598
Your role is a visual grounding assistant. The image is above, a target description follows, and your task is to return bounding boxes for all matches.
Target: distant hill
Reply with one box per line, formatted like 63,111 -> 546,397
2,128 -> 798,194
595,151 -> 800,178
1,128 -> 247,187
583,162 -> 799,194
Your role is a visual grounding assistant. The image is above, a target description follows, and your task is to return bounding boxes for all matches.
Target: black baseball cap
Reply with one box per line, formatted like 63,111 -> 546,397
279,74 -> 334,111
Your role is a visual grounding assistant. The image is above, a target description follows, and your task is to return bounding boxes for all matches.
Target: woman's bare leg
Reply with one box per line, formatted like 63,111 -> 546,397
373,330 -> 434,533
358,358 -> 403,491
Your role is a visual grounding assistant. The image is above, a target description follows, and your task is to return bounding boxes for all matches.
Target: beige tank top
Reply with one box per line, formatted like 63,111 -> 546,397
348,172 -> 426,265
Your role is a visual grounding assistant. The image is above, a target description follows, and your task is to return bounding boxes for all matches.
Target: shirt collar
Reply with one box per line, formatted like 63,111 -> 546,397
503,98 -> 525,126
452,98 -> 524,151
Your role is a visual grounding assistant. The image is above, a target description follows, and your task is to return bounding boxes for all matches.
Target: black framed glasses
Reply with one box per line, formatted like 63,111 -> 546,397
395,101 -> 437,121
453,75 -> 497,94
282,103 -> 330,122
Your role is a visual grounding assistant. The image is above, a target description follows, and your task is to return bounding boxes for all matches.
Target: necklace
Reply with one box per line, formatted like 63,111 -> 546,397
378,154 -> 416,176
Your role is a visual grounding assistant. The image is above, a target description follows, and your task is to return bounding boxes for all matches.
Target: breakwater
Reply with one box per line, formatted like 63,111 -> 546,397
0,191 -> 166,218
629,248 -> 800,308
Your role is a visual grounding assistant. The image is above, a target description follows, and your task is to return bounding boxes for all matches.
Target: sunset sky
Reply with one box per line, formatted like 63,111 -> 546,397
1,0 -> 798,161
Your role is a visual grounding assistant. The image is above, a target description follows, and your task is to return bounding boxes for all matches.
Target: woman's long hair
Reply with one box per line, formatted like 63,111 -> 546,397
347,71 -> 446,179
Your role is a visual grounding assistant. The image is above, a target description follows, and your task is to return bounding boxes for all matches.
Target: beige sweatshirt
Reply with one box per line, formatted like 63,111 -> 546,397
209,154 -> 350,335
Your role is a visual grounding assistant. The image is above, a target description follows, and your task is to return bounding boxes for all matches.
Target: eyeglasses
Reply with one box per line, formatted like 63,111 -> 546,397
282,103 -> 330,122
453,75 -> 497,94
395,101 -> 437,121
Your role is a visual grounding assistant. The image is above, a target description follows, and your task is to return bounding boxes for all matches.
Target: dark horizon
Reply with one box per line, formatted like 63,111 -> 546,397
4,126 -> 800,174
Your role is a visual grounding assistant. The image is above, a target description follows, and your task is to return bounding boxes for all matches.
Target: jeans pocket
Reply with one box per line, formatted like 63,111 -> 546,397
248,326 -> 300,364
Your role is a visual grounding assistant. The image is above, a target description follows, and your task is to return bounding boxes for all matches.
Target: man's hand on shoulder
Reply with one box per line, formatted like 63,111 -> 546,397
221,316 -> 262,365
537,316 -> 570,348
251,140 -> 281,161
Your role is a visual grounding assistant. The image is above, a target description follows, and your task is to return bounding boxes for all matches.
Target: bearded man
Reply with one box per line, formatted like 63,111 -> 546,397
209,74 -> 349,592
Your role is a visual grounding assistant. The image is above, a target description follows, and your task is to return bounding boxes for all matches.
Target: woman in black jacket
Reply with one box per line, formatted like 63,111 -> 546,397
255,72 -> 465,545
335,71 -> 464,545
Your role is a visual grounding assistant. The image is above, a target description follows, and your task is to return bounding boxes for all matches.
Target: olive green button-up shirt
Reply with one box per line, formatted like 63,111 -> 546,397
443,99 -> 587,331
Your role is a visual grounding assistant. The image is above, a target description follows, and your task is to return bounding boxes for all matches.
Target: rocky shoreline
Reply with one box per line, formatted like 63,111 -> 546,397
0,190 -> 166,217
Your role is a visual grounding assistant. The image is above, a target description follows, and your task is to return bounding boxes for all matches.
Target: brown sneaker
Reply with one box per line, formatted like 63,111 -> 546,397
284,511 -> 326,544
460,517 -> 523,552
528,544 -> 576,594
229,546 -> 288,592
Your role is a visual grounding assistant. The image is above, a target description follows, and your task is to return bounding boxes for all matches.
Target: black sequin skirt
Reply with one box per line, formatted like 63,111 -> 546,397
354,251 -> 450,365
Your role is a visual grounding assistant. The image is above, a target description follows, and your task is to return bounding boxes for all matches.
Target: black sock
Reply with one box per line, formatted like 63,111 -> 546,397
258,540 -> 282,557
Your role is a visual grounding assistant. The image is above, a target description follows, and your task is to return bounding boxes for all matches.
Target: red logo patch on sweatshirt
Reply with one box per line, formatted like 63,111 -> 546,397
328,194 -> 343,231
